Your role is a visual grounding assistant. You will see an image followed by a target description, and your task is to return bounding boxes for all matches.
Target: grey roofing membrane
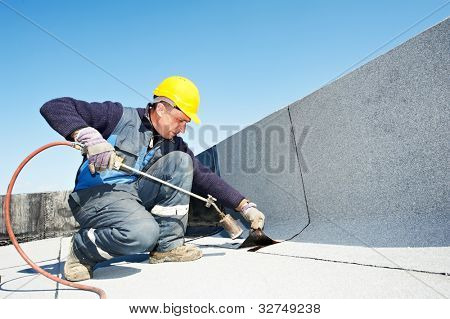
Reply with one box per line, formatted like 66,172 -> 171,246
1,236 -> 449,299
287,17 -> 449,249
207,18 -> 450,276
1,19 -> 449,299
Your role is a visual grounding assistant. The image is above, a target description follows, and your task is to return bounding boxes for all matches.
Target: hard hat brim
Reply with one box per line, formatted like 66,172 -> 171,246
183,110 -> 200,124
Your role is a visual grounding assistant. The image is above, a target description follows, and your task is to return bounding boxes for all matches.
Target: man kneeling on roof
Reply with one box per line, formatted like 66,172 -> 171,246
40,76 -> 265,281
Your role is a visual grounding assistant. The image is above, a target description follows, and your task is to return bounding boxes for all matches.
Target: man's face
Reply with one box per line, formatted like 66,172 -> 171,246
154,102 -> 191,139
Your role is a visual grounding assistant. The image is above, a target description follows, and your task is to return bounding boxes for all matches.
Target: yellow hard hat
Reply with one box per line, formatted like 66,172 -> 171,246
153,76 -> 201,124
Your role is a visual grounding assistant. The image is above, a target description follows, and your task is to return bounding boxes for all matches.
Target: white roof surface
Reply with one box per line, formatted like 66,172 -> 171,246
1,235 -> 449,299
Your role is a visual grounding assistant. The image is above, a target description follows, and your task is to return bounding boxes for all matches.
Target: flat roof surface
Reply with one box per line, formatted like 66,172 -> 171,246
1,234 -> 449,299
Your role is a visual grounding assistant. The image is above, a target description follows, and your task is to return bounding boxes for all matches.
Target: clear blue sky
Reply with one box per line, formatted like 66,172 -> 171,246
1,0 -> 449,194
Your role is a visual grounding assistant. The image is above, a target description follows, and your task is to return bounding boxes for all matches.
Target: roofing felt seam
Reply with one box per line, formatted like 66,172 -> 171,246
255,251 -> 449,277
285,105 -> 311,241
54,236 -> 63,299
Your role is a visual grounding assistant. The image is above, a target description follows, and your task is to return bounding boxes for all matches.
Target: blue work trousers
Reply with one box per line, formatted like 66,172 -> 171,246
68,151 -> 193,266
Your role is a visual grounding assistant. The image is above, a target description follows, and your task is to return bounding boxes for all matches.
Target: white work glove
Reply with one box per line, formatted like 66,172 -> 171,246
240,202 -> 265,230
75,127 -> 117,174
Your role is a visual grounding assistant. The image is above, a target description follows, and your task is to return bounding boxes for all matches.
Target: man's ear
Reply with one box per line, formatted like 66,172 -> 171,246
155,102 -> 165,117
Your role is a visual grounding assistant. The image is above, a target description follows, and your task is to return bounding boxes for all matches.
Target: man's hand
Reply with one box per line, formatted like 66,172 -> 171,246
74,127 -> 117,174
240,202 -> 265,230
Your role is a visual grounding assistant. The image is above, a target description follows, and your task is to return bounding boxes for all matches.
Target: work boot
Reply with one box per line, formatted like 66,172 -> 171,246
149,244 -> 202,264
64,238 -> 93,282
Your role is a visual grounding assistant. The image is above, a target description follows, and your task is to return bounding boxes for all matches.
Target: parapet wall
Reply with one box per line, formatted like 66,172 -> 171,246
0,191 -> 77,245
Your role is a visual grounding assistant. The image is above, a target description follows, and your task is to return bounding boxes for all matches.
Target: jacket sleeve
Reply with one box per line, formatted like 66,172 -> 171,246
184,146 -> 245,210
40,97 -> 124,140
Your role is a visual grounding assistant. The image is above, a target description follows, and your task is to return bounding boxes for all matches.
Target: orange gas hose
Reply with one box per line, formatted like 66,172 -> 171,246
3,141 -> 106,299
